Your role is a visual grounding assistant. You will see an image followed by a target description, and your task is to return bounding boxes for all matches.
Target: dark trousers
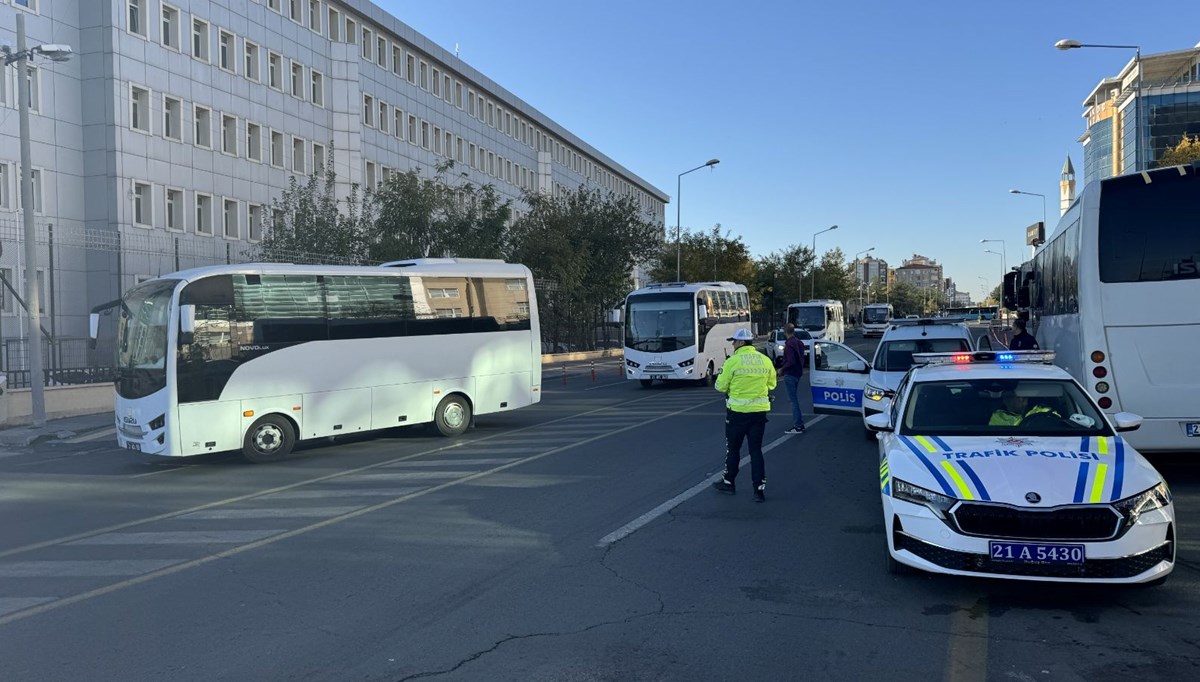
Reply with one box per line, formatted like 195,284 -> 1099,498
724,410 -> 767,488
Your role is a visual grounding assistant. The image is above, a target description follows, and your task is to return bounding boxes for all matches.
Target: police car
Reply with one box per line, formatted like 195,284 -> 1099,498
866,351 -> 1174,584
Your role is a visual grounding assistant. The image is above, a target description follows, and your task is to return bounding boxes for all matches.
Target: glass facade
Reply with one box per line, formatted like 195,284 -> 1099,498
1084,117 -> 1113,186
1147,91 -> 1200,166
1081,89 -> 1200,186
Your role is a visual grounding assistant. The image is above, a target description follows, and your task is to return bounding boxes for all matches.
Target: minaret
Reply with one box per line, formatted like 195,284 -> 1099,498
1060,155 -> 1076,217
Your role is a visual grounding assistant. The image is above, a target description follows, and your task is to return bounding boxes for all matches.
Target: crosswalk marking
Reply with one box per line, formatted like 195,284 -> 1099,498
179,507 -> 363,520
67,530 -> 284,546
0,560 -> 183,578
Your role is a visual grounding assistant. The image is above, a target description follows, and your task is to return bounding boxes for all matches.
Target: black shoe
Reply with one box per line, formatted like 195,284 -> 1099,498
712,479 -> 736,495
754,484 -> 766,503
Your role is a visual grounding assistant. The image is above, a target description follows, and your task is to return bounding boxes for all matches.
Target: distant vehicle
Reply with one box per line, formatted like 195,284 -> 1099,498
905,314 -> 919,319
1005,163 -> 1200,453
787,300 -> 845,343
619,281 -> 750,387
765,328 -> 810,368
861,303 -> 894,338
96,259 -> 541,462
867,350 -> 1173,584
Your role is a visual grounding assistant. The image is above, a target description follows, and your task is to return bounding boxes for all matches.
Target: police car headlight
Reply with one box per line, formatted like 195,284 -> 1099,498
1114,482 -> 1171,527
892,478 -> 956,519
864,384 -> 889,402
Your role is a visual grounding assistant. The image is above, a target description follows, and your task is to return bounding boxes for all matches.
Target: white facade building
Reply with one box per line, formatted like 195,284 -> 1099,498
0,0 -> 667,354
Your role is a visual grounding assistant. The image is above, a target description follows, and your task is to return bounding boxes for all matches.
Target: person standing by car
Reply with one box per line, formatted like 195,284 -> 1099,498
778,323 -> 807,435
712,328 -> 776,503
1009,319 -> 1040,351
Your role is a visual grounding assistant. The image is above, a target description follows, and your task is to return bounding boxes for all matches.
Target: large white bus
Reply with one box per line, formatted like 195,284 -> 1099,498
621,281 -> 751,387
787,300 -> 845,343
860,302 -> 894,337
1005,163 -> 1199,453
96,259 -> 541,462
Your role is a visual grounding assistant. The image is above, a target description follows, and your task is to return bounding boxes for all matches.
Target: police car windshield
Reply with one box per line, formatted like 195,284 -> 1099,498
900,378 -> 1112,437
874,338 -> 971,373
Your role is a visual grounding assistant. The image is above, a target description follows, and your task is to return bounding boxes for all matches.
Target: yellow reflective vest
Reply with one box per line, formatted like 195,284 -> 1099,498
715,345 -> 777,413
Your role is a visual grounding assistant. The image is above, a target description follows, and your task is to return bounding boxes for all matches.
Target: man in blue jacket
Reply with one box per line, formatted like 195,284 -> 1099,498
778,324 -> 807,435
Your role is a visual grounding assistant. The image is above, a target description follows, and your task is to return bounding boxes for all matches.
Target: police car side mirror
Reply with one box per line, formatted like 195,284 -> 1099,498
865,413 -> 892,432
848,360 -> 869,374
1112,412 -> 1143,433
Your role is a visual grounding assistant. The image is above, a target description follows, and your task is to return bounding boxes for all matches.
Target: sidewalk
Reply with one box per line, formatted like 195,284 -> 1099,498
0,412 -> 114,447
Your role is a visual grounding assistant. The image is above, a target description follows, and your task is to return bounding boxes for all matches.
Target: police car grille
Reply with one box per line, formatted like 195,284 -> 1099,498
953,504 -> 1120,541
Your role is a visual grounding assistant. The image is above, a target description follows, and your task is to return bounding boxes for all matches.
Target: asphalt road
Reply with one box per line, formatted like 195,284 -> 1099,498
1,331 -> 1198,681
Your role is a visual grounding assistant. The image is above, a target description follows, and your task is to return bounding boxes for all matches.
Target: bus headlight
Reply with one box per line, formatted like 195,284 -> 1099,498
626,359 -> 640,368
678,359 -> 694,367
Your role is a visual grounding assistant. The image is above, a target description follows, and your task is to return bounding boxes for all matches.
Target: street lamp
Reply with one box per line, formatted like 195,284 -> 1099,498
675,159 -> 720,282
3,17 -> 74,427
984,249 -> 1005,297
854,247 -> 875,324
1056,39 -> 1143,172
810,224 -> 839,300
980,239 -> 1007,284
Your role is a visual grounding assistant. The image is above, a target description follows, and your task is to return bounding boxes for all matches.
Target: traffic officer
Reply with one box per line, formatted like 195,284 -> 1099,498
712,328 -> 776,503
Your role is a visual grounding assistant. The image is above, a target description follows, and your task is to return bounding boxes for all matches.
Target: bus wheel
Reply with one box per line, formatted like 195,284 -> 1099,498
243,415 -> 295,463
697,363 -> 715,386
639,379 -> 654,388
434,394 -> 472,437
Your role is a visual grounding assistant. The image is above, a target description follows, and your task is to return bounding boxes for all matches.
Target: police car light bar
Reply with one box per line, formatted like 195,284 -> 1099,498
912,350 -> 1057,366
890,316 -> 970,328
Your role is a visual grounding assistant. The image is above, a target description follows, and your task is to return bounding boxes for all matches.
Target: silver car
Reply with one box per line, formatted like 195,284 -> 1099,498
765,328 -> 810,368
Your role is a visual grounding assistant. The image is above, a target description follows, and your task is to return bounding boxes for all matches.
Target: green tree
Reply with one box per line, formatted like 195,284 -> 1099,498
812,247 -> 854,302
650,225 -> 754,287
257,152 -> 372,264
888,281 -> 924,318
1157,134 -> 1200,167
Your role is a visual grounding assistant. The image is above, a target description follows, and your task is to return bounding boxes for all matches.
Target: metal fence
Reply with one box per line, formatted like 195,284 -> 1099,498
1,337 -> 116,389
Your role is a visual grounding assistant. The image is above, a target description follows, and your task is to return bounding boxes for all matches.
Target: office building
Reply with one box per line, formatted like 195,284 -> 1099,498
853,256 -> 888,287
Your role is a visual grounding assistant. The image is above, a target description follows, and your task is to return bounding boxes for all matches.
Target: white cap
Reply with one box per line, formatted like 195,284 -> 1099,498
728,328 -> 754,342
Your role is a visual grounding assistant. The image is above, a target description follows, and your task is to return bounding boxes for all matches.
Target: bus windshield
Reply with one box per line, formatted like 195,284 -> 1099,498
625,293 -> 696,352
863,307 -> 890,324
116,279 -> 178,399
790,306 -> 825,332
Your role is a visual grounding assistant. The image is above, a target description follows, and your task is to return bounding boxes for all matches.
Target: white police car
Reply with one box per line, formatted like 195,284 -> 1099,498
867,351 -> 1174,584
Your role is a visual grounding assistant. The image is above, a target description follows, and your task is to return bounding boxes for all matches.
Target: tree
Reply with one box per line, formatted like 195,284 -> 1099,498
257,152 -> 372,264
988,283 -> 1003,305
888,281 -> 924,318
1157,134 -> 1200,167
812,247 -> 853,303
650,225 -> 754,287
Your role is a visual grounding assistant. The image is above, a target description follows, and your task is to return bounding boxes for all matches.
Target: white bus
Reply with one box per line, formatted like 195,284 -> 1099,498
621,281 -> 751,387
861,302 -> 894,337
787,300 -> 845,343
96,259 -> 541,462
1005,163 -> 1199,453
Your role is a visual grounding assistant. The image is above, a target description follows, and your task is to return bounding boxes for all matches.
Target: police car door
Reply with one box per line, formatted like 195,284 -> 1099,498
809,340 -> 871,416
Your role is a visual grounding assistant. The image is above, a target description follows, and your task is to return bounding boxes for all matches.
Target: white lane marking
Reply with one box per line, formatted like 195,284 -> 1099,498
130,465 -> 199,479
332,472 -> 478,482
584,380 -> 629,391
260,488 -> 424,500
0,598 -> 57,617
63,427 -> 117,444
178,507 -> 363,520
596,415 -> 828,547
0,560 -> 183,578
382,458 -> 517,468
67,530 -> 285,546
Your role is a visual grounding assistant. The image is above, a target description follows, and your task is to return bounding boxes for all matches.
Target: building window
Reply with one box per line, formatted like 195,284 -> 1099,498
292,137 -> 306,173
406,54 -> 416,83
218,30 -> 235,72
161,4 -> 181,50
467,90 -> 475,117
309,1 -> 322,32
394,109 -> 404,140
244,41 -> 260,82
289,0 -> 303,23
310,70 -> 324,106
13,0 -> 39,13
221,114 -> 237,155
270,130 -> 284,167
469,143 -> 477,169
191,17 -> 209,62
428,288 -> 460,299
0,268 -> 13,313
345,17 -> 357,44
365,161 -> 377,189
247,122 -> 262,162
486,101 -> 494,127
248,204 -> 263,241
194,106 -> 211,148
443,74 -> 452,103
15,167 -> 43,213
195,193 -> 213,235
407,115 -> 417,143
290,61 -> 304,98
455,81 -> 463,108
420,121 -> 429,149
456,137 -> 464,163
24,64 -> 40,113
432,67 -> 441,97
419,61 -> 429,90
363,94 -> 374,127
0,163 -> 9,209
312,143 -> 326,176
361,27 -> 372,61
433,127 -> 442,155
128,0 -> 147,37
165,188 -> 183,231
377,37 -> 387,68
130,85 -> 151,133
379,102 -> 389,134
268,52 -> 282,90
132,181 -> 152,226
392,45 -> 403,76
327,7 -> 340,41
223,199 -> 239,238
268,0 -> 281,12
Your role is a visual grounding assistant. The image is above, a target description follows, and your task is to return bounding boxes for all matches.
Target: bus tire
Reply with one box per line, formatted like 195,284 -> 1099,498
433,394 -> 472,437
243,414 -> 296,464
697,362 -> 715,386
639,379 -> 654,388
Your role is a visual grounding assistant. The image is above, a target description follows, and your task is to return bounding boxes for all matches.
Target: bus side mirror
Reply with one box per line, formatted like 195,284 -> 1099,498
180,304 -> 196,345
697,304 -> 708,320
88,313 -> 99,349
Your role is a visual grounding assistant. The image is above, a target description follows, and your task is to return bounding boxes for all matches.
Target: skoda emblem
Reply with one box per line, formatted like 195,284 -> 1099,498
1025,492 -> 1042,504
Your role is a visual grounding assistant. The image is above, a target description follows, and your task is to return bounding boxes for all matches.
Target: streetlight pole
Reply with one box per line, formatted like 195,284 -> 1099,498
984,249 -> 1005,298
4,18 -> 72,427
675,159 -> 719,282
1056,40 -> 1143,172
853,247 -> 874,325
981,239 -> 1007,281
810,224 -> 838,301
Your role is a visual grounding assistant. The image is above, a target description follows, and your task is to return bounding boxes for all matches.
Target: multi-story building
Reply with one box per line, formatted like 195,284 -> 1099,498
894,254 -> 943,292
1078,41 -> 1200,187
853,256 -> 888,287
0,0 -> 667,353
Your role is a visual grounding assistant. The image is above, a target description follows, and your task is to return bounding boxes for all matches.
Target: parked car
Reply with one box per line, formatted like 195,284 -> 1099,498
765,328 -> 810,368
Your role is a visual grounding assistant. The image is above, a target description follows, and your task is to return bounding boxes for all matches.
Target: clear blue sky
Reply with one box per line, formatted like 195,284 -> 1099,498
380,0 -> 1198,301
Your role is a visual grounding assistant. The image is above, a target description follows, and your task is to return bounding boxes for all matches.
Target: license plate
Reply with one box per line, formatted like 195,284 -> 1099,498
989,541 -> 1085,565
1187,422 -> 1200,437
649,374 -> 667,379
126,442 -> 141,452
